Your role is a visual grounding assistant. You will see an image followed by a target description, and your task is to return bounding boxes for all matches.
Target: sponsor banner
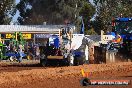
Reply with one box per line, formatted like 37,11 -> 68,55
35,34 -> 51,38
5,33 -> 31,39
6,34 -> 13,38
22,34 -> 31,39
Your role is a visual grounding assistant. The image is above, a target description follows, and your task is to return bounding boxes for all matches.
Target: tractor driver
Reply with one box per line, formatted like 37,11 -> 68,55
107,33 -> 122,50
112,33 -> 122,43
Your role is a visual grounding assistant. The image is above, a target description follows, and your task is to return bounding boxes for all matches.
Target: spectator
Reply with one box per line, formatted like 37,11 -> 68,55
17,44 -> 23,63
35,46 -> 40,60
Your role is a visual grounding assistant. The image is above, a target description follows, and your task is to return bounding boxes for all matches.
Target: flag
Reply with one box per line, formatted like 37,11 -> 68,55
80,18 -> 85,34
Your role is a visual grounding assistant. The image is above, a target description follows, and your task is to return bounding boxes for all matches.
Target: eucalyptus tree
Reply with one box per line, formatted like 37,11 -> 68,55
0,0 -> 16,24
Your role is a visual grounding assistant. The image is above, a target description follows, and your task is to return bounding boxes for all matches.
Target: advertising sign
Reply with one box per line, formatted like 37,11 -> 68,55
6,34 -> 13,38
5,33 -> 31,39
35,34 -> 51,38
22,34 -> 31,39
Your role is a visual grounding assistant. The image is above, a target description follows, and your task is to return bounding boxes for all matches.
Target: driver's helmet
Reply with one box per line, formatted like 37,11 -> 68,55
115,34 -> 122,43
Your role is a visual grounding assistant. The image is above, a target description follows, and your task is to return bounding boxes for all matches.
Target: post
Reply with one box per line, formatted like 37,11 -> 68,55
16,32 -> 18,41
101,30 -> 104,41
85,45 -> 88,61
59,29 -> 62,45
0,34 -> 1,43
34,34 -> 36,45
69,31 -> 72,49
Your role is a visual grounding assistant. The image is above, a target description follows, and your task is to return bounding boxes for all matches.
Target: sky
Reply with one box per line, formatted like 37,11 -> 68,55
11,0 -> 20,24
16,0 -> 20,4
89,0 -> 94,5
12,0 -> 94,24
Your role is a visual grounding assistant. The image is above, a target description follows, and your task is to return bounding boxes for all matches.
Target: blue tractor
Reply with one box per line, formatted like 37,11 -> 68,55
110,17 -> 132,59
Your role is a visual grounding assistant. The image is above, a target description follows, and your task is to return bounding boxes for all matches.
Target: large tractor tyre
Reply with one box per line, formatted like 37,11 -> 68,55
59,55 -> 71,66
61,59 -> 69,66
78,57 -> 85,65
40,59 -> 47,67
40,54 -> 47,67
73,56 -> 79,66
65,55 -> 71,66
59,58 -> 70,66
76,52 -> 88,65
80,77 -> 91,86
65,59 -> 70,66
74,55 -> 85,66
59,60 -> 65,66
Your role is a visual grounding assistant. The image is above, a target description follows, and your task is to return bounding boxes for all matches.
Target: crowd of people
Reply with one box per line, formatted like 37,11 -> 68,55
3,41 -> 41,62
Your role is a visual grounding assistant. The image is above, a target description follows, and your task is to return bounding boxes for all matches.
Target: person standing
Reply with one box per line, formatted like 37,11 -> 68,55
18,44 -> 23,63
36,46 -> 40,60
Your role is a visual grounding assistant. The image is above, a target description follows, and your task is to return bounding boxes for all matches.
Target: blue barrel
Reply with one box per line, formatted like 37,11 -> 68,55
54,37 -> 59,48
5,53 -> 20,57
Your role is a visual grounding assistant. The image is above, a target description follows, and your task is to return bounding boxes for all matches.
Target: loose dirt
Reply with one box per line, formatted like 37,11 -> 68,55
0,60 -> 132,88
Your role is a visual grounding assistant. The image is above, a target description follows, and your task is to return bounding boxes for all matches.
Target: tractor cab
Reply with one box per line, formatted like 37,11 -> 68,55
110,17 -> 132,59
112,17 -> 132,42
112,17 -> 132,35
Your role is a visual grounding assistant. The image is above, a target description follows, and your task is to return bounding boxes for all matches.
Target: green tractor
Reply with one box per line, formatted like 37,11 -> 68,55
4,32 -> 27,62
0,42 -> 8,60
11,32 -> 26,47
0,32 -> 27,61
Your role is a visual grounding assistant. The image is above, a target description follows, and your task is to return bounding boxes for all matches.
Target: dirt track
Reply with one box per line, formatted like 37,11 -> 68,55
0,60 -> 132,88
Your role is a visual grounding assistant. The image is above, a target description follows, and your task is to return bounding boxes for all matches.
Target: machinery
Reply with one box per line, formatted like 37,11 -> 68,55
39,25 -> 90,66
39,26 -> 72,66
0,42 -> 7,60
97,17 -> 132,63
11,32 -> 26,46
5,32 -> 27,62
111,17 -> 132,59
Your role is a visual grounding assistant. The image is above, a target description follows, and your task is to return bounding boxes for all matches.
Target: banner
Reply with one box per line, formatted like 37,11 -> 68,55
35,34 -> 51,38
6,34 -> 13,38
22,34 -> 31,39
5,33 -> 31,39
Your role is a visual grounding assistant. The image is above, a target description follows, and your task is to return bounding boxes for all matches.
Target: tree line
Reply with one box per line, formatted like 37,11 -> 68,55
0,0 -> 132,34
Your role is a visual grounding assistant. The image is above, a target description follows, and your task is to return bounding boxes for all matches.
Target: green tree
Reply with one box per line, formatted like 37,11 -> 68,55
16,0 -> 32,25
91,16 -> 105,34
79,1 -> 95,33
17,0 -> 79,24
16,0 -> 95,27
0,0 -> 16,24
93,0 -> 132,33
85,27 -> 97,35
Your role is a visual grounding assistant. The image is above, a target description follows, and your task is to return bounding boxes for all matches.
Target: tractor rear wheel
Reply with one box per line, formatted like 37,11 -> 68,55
40,54 -> 47,67
73,56 -> 79,66
40,59 -> 47,67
